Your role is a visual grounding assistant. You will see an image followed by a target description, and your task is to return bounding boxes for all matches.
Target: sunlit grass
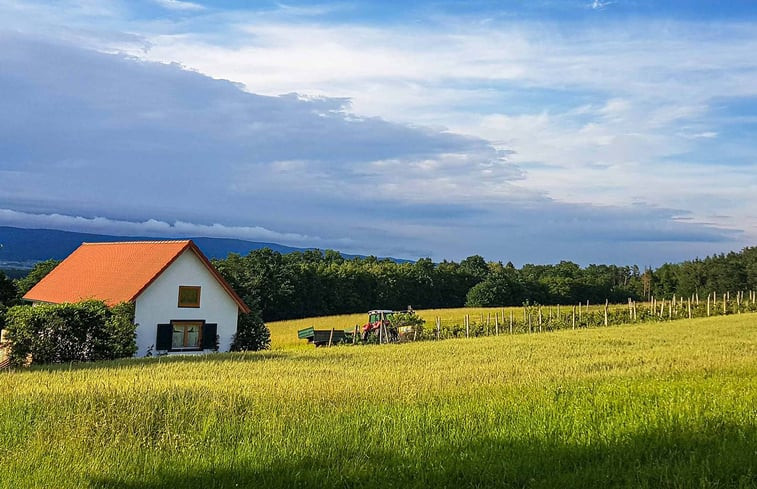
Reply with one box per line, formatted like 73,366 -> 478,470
1,314 -> 755,488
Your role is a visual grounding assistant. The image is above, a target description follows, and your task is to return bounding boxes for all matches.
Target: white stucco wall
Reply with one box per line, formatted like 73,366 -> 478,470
133,249 -> 240,356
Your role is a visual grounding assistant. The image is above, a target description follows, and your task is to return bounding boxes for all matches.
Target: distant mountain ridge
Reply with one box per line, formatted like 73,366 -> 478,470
0,226 -> 390,269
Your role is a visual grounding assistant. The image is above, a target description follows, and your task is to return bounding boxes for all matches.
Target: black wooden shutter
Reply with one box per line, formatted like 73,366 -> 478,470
202,323 -> 217,350
156,324 -> 173,351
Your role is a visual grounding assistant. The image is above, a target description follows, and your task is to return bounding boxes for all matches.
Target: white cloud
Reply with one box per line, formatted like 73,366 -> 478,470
153,0 -> 204,11
0,208 -> 347,247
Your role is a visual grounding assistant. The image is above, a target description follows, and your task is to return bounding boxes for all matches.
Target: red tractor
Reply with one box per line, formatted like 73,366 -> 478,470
361,308 -> 419,343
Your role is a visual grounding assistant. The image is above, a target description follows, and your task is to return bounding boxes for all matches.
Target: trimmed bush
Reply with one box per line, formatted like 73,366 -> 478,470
231,310 -> 270,351
4,300 -> 136,366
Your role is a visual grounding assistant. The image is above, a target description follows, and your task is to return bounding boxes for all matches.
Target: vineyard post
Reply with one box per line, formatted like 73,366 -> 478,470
353,324 -> 358,344
465,315 -> 470,338
628,298 -> 632,320
509,310 -> 513,335
707,293 -> 711,316
538,307 -> 543,333
528,310 -> 532,334
687,297 -> 692,319
436,317 -> 440,341
723,293 -> 727,314
604,299 -> 609,326
668,300 -> 672,320
495,313 -> 499,336
737,291 -> 741,313
328,328 -> 335,347
578,302 -> 582,321
572,305 -> 576,330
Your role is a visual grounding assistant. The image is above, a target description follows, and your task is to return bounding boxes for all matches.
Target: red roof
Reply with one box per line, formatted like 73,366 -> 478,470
23,240 -> 250,312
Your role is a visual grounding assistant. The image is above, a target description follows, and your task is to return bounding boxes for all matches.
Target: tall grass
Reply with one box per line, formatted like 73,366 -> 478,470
1,314 -> 755,488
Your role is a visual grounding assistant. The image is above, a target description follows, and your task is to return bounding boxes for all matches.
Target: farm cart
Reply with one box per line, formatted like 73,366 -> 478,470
297,326 -> 354,347
297,309 -> 422,347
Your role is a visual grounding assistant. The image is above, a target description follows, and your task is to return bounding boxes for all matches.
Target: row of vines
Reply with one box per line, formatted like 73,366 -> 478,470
405,290 -> 757,341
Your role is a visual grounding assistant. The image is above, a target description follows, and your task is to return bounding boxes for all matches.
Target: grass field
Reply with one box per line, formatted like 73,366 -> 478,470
1,313 -> 755,488
267,305 -> 628,349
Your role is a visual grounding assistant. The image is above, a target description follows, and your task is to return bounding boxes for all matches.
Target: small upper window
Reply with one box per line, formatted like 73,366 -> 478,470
178,286 -> 201,308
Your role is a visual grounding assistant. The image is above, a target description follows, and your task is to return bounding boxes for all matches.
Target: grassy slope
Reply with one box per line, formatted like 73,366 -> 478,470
1,314 -> 756,488
268,305 -> 627,349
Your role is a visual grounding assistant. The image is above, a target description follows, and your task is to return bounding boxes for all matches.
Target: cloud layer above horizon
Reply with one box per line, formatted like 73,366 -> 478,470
0,0 -> 755,265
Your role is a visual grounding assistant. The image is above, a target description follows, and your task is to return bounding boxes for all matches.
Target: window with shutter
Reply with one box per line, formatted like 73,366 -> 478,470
170,321 -> 203,350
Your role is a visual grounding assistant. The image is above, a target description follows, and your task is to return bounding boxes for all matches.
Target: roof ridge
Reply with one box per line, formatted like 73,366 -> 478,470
81,240 -> 192,245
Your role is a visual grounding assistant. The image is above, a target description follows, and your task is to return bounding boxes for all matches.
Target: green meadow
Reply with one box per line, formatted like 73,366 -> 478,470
1,314 -> 756,488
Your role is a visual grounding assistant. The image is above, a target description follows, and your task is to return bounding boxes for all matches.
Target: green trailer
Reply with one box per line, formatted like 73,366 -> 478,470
297,326 -> 354,347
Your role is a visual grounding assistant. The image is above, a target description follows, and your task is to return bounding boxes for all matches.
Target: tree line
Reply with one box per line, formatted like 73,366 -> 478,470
210,246 -> 757,322
2,247 -> 756,326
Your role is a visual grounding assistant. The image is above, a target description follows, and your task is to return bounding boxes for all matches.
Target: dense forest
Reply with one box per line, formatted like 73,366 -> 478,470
211,246 -> 757,322
2,247 -> 756,324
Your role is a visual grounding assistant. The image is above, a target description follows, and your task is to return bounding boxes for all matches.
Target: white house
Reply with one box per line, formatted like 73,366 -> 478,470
23,240 -> 249,356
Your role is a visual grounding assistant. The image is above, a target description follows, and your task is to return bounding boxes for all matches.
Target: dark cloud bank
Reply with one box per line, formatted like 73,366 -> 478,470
0,33 -> 742,264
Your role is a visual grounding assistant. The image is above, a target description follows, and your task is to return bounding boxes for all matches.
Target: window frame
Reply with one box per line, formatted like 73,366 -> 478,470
177,285 -> 201,308
170,320 -> 204,351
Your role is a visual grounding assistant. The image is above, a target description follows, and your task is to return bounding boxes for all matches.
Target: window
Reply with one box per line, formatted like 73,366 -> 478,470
171,321 -> 203,350
178,286 -> 201,308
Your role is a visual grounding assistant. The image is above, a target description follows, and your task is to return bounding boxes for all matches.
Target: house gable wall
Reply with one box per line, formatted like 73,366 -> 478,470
134,249 -> 238,356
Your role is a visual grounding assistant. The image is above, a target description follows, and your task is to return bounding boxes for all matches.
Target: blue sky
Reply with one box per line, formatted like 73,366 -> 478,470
1,0 -> 756,265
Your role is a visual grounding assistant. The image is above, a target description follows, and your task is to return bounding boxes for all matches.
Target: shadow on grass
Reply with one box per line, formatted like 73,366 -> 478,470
90,421 -> 756,489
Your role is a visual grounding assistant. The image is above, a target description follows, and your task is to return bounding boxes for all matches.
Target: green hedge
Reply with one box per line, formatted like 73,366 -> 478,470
4,300 -> 136,366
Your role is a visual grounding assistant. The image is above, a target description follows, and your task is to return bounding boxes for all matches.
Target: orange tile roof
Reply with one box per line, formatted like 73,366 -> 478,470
23,240 -> 249,312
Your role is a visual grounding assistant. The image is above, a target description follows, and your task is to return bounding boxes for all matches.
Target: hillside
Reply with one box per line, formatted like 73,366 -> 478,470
1,315 -> 755,488
0,226 -> 408,270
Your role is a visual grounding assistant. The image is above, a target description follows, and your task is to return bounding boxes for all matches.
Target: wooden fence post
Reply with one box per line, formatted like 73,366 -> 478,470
604,299 -> 609,326
328,328 -> 335,347
572,305 -> 576,330
538,307 -> 543,333
495,313 -> 499,336
528,310 -> 532,333
509,310 -> 513,334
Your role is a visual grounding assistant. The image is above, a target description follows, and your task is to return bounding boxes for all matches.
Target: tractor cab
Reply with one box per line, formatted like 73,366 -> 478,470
362,309 -> 395,342
368,310 -> 393,324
